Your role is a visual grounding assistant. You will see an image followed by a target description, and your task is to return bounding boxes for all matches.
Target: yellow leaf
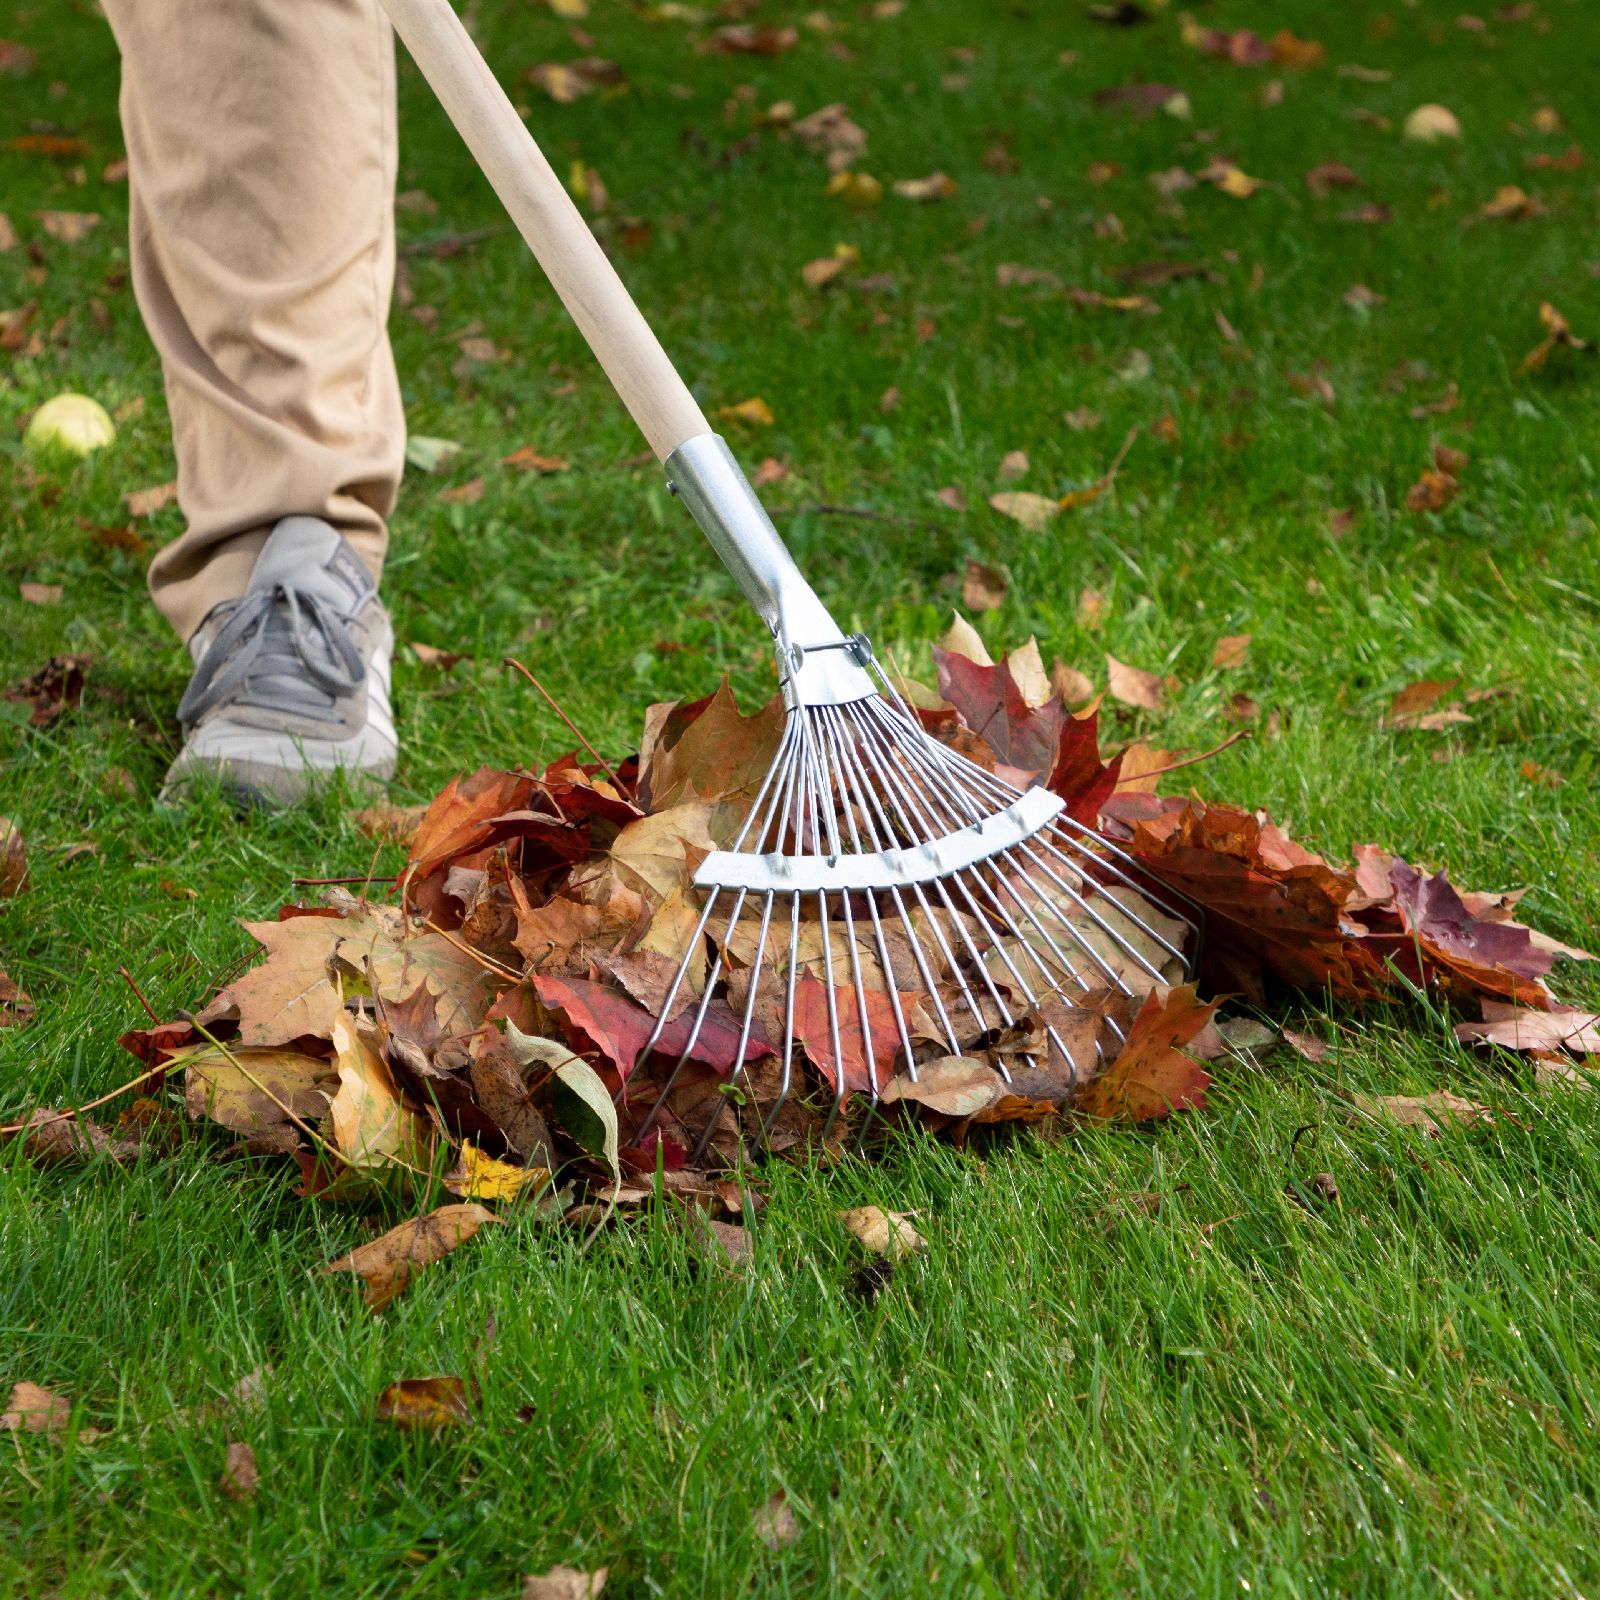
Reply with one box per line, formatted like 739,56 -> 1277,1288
548,0 -> 588,15
716,396 -> 775,427
825,170 -> 882,205
892,171 -> 958,201
446,1141 -> 549,1203
328,1014 -> 430,1173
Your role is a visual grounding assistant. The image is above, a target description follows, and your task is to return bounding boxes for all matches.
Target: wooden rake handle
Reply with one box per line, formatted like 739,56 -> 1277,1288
379,0 -> 710,462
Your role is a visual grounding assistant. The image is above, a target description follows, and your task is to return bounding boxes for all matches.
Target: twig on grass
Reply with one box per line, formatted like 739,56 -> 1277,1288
503,656 -> 633,798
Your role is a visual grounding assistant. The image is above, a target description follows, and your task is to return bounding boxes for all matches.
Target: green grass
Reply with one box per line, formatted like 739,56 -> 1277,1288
4,0 -> 1600,1593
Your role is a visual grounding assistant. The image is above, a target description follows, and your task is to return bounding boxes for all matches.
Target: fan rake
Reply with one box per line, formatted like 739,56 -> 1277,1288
376,0 -> 1203,1154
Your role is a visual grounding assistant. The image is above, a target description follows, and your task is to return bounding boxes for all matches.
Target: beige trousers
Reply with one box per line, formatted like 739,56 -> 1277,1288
103,0 -> 405,642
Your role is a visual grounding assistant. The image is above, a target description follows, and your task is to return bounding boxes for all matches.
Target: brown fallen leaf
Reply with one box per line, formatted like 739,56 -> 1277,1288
1281,1027 -> 1330,1063
374,1376 -> 474,1429
352,802 -> 431,845
753,1491 -> 801,1549
35,210 -> 99,242
792,102 -> 868,172
1,1381 -> 73,1439
1347,1091 -> 1491,1135
1408,383 -> 1459,419
801,244 -> 858,289
1106,654 -> 1167,712
961,559 -> 1007,612
522,1566 -> 608,1600
1381,679 -> 1472,732
1211,634 -> 1251,670
1,818 -> 26,898
220,1440 -> 259,1502
1305,162 -> 1361,197
125,480 -> 178,517
19,582 -> 61,605
324,1202 -> 504,1312
522,57 -> 622,102
409,641 -> 467,670
880,1056 -> 1005,1117
438,477 -> 485,505
1476,185 -> 1544,222
839,1205 -> 925,1259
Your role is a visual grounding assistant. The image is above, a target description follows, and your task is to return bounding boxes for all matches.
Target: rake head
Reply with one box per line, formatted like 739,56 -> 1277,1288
626,654 -> 1201,1159
611,433 -> 1201,1158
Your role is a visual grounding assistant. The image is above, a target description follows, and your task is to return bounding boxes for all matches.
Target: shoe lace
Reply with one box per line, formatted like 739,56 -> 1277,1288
177,582 -> 365,728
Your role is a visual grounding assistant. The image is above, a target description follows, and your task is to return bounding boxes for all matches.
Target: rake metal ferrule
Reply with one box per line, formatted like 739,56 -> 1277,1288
665,432 -> 877,708
695,786 -> 1065,894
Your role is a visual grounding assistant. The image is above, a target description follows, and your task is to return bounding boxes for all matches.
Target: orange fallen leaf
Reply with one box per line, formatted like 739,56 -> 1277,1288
438,477 -> 485,504
1518,302 -> 1593,375
374,1376 -> 473,1429
1405,469 -> 1458,513
503,446 -> 570,474
1211,634 -> 1251,669
1381,679 -> 1473,732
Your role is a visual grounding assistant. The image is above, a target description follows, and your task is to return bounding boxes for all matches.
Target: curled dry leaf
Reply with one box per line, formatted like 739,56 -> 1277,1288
125,480 -> 178,517
1381,679 -> 1472,732
1347,1091 -> 1491,1135
892,172 -> 958,201
523,1566 -> 608,1600
1518,302 -> 1593,376
880,1056 -> 1005,1117
375,1377 -> 474,1429
839,1205 -> 926,1258
324,1202 -> 504,1311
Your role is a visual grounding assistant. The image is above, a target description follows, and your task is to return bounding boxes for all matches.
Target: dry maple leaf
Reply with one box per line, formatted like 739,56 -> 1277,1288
1211,634 -> 1251,670
34,210 -> 99,242
961,558 -> 1007,612
699,22 -> 798,54
639,679 -> 785,811
986,490 -> 1058,532
1455,1001 -> 1600,1056
1074,984 -> 1219,1122
125,480 -> 178,517
879,1056 -> 1005,1117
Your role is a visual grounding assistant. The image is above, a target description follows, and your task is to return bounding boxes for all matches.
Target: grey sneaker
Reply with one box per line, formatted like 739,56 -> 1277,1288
160,515 -> 398,809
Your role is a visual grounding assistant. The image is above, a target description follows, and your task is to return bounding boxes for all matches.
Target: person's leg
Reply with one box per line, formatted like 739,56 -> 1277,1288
104,0 -> 405,804
104,0 -> 404,644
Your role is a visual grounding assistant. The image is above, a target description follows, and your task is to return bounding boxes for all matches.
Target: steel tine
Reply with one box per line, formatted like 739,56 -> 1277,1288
630,885 -> 747,1140
759,890 -> 803,1147
691,886 -> 775,1163
820,706 -> 918,1079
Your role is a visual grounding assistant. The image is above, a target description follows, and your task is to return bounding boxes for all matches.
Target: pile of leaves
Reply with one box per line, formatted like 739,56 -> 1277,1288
7,624 -> 1550,1221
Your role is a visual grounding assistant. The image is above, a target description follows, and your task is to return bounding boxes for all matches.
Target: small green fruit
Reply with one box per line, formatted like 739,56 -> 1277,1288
24,393 -> 117,457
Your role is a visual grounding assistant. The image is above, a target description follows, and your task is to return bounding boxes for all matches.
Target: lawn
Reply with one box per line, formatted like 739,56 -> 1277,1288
4,0 -> 1600,1594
